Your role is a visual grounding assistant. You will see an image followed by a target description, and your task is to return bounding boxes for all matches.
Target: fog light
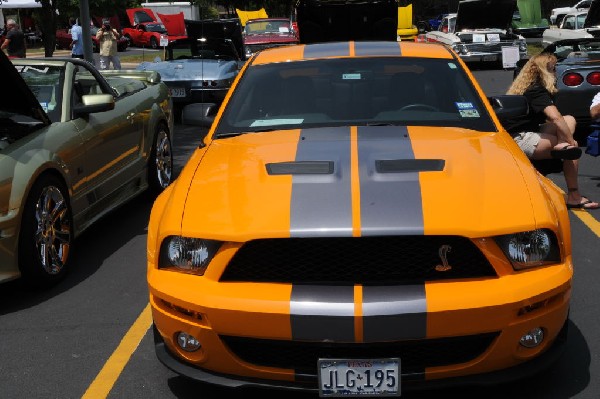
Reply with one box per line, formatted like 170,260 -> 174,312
176,332 -> 201,352
519,327 -> 544,348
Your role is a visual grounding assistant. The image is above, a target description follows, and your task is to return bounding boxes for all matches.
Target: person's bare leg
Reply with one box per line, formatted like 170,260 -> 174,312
531,125 -> 598,208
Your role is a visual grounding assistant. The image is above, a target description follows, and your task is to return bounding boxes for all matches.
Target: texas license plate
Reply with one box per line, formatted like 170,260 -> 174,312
318,358 -> 400,397
169,87 -> 186,97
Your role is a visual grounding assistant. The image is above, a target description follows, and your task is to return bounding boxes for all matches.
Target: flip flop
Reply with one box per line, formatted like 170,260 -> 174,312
551,144 -> 582,160
566,198 -> 600,210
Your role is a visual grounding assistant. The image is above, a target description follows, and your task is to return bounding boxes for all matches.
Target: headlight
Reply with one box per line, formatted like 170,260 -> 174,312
495,229 -> 561,270
451,43 -> 468,55
159,236 -> 222,275
514,39 -> 527,52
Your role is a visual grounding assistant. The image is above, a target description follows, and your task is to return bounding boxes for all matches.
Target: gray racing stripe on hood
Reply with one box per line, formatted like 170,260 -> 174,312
357,126 -> 424,235
362,285 -> 427,341
290,127 -> 353,237
290,285 -> 355,341
354,41 -> 401,56
303,42 -> 350,58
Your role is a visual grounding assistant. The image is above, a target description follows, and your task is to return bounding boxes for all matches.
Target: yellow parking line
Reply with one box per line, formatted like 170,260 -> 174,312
571,209 -> 600,237
82,304 -> 152,399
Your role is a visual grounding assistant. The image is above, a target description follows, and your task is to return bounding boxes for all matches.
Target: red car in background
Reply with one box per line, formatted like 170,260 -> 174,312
122,8 -> 186,49
242,17 -> 299,58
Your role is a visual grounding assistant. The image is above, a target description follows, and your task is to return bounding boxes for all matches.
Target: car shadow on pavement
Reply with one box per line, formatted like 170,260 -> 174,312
0,192 -> 155,314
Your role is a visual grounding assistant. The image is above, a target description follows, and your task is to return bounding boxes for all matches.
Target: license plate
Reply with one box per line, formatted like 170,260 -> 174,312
482,55 -> 497,61
318,358 -> 400,397
169,87 -> 186,97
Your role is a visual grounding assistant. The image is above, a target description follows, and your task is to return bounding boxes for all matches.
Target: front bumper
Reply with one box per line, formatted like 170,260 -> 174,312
148,261 -> 572,392
152,318 -> 569,392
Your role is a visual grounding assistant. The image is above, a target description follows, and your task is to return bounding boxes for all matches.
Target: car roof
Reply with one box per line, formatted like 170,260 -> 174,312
249,41 -> 455,66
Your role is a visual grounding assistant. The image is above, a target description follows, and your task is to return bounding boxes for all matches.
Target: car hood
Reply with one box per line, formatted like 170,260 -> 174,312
0,50 -> 50,125
244,32 -> 300,45
136,59 -> 238,81
175,126 -> 551,237
584,0 -> 600,27
456,0 -> 517,31
126,8 -> 157,26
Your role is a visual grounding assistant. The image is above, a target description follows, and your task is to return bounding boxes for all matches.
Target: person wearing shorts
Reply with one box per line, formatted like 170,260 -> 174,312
503,53 -> 599,210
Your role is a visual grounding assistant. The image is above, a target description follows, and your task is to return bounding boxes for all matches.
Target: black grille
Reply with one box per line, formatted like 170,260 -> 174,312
221,332 -> 499,381
220,236 -> 497,283
465,42 -> 515,53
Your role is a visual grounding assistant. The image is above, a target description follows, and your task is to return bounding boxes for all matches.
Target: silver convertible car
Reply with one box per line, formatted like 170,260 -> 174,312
136,18 -> 246,119
0,51 -> 175,288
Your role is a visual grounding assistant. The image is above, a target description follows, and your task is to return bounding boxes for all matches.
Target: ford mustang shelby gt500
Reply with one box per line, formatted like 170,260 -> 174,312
147,40 -> 572,394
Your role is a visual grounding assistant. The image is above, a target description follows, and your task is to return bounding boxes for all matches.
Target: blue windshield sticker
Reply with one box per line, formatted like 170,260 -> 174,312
455,102 -> 479,117
343,73 -> 361,80
455,102 -> 474,109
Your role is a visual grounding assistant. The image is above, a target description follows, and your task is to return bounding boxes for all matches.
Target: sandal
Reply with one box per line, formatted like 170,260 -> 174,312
566,197 -> 600,210
551,144 -> 582,160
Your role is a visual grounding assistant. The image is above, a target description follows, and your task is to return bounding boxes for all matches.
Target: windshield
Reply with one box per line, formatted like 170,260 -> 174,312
214,57 -> 496,136
245,20 -> 291,34
146,23 -> 167,34
167,39 -> 238,61
15,64 -> 65,122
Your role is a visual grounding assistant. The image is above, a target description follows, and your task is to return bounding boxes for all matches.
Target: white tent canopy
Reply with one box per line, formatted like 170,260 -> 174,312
0,0 -> 42,8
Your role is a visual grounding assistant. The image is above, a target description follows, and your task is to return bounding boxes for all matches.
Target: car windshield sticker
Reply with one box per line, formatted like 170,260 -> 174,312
279,27 -> 290,33
472,34 -> 485,43
40,102 -> 48,112
251,118 -> 304,126
487,33 -> 500,42
343,73 -> 361,80
448,63 -> 458,69
455,102 -> 479,118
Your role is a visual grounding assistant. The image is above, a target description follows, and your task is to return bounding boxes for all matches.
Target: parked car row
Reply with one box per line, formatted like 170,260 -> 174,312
423,0 -> 528,66
2,0 -> 578,396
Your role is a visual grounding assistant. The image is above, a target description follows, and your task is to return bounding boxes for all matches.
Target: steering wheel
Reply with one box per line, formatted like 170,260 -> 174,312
399,104 -> 439,112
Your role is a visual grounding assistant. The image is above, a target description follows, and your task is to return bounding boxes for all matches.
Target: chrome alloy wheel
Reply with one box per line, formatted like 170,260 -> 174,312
154,128 -> 173,189
34,185 -> 71,275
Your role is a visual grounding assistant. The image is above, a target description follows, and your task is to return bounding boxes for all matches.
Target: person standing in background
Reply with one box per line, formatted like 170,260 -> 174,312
69,17 -> 84,59
96,18 -> 121,70
1,19 -> 26,58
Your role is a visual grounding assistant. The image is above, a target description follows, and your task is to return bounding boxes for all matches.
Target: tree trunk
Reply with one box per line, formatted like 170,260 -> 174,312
36,0 -> 58,57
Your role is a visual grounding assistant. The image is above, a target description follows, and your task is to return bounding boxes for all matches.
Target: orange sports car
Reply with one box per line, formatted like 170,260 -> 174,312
146,39 -> 572,395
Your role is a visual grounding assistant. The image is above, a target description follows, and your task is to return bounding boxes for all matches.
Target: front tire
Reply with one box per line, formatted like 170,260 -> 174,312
150,37 -> 158,49
148,123 -> 173,194
18,175 -> 73,289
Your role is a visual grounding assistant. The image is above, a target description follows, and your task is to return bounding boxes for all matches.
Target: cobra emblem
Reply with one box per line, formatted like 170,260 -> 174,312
435,244 -> 452,272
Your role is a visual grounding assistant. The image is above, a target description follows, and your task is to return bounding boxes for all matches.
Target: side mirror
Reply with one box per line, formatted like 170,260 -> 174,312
181,103 -> 218,127
74,94 -> 115,117
488,95 -> 529,123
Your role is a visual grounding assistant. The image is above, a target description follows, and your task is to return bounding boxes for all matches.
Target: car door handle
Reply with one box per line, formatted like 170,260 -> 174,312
126,112 -> 136,124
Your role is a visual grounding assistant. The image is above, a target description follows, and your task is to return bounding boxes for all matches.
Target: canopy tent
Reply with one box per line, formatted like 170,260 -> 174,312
0,0 -> 42,8
1,0 -> 41,38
